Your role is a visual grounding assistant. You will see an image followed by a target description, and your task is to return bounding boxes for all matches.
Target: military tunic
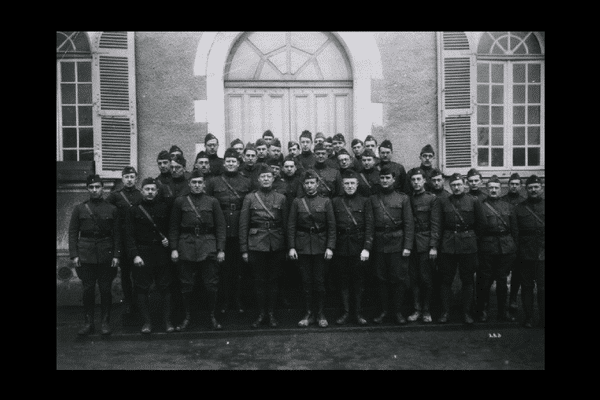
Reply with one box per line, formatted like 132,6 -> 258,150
239,163 -> 262,191
356,167 -> 380,197
298,150 -> 316,171
208,153 -> 224,176
378,160 -> 408,194
501,190 -> 527,310
309,162 -> 342,199
405,165 -> 436,195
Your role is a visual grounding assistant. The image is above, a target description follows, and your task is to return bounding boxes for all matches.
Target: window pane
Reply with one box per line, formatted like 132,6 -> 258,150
513,42 -> 527,55
513,106 -> 525,124
513,148 -> 525,166
477,63 -> 489,83
491,64 -> 504,83
491,85 -> 503,104
491,148 -> 504,166
513,64 -> 526,83
492,127 -> 503,145
77,61 -> 91,82
61,62 -> 75,82
477,105 -> 489,125
513,127 -> 525,145
528,126 -> 540,145
80,149 -> 95,161
478,148 -> 489,166
78,84 -> 92,104
478,127 -> 489,146
491,106 -> 504,125
63,128 -> 77,148
80,128 -> 94,147
477,85 -> 489,104
528,85 -> 541,103
498,36 -> 508,52
528,148 -> 540,166
513,84 -> 526,104
525,34 -> 541,54
79,106 -> 93,126
63,150 -> 77,161
62,106 -> 76,126
528,106 -> 540,124
61,84 -> 76,104
528,64 -> 541,83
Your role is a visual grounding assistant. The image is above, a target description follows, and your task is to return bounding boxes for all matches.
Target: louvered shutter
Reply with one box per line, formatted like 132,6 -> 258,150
437,32 -> 474,175
91,31 -> 137,178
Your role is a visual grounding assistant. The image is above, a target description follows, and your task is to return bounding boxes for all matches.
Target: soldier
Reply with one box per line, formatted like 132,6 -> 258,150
502,173 -> 526,321
351,138 -> 364,163
205,148 -> 252,315
262,130 -> 275,147
106,166 -> 143,315
165,154 -> 192,201
406,168 -> 441,323
125,177 -> 174,334
437,173 -> 486,324
169,145 -> 184,158
255,138 -> 270,165
337,148 -> 361,174
428,168 -> 449,312
370,164 -> 415,324
239,144 -> 262,191
298,130 -> 316,171
466,168 -> 488,202
430,168 -> 450,199
331,133 -> 346,156
230,138 -> 245,164
364,135 -> 380,166
288,140 -> 301,158
475,175 -> 518,323
193,151 -> 215,181
239,164 -> 288,328
332,169 -> 374,325
267,157 -> 287,196
378,140 -> 409,194
514,175 -> 545,328
69,174 -> 121,336
169,170 -> 227,331
288,170 -> 336,328
356,149 -> 380,197
324,136 -> 336,166
269,138 -> 284,166
309,143 -> 342,199
314,132 -> 326,146
406,144 -> 437,194
204,133 -> 224,176
155,149 -> 172,190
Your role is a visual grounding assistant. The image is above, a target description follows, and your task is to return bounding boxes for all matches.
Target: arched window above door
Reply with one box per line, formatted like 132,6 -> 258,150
225,32 -> 352,81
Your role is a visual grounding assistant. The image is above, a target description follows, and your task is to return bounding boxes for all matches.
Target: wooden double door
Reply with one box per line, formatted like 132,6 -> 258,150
225,87 -> 353,147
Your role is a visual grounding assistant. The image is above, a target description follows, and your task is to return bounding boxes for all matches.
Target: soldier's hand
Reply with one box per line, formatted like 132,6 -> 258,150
360,249 -> 370,262
111,258 -> 120,268
161,237 -> 169,248
324,248 -> 333,260
242,252 -> 249,263
288,249 -> 298,260
171,250 -> 179,263
429,248 -> 438,260
72,257 -> 81,268
217,251 -> 225,263
402,249 -> 411,257
134,256 -> 144,267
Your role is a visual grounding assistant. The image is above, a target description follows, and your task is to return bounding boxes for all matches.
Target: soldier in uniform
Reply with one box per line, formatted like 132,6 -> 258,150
405,144 -> 436,195
155,149 -> 173,198
514,175 -> 545,328
205,148 -> 252,315
406,168 -> 441,323
314,131 -> 326,146
364,135 -> 378,158
69,174 -> 121,336
324,136 -> 338,168
268,138 -> 285,166
169,170 -> 227,331
165,154 -> 192,202
298,130 -> 316,171
262,129 -> 275,147
351,138 -> 365,164
337,148 -> 361,174
378,140 -> 409,194
106,166 -> 143,315
288,170 -> 336,328
332,169 -> 374,325
437,173 -> 487,324
230,138 -> 245,164
430,168 -> 450,199
476,175 -> 518,322
169,145 -> 184,158
204,133 -> 224,177
288,140 -> 301,158
466,168 -> 488,202
125,177 -> 174,334
192,151 -> 215,181
267,157 -> 286,196
331,133 -> 346,156
255,138 -> 271,165
309,143 -> 342,199
502,173 -> 526,321
370,164 -> 415,324
239,164 -> 288,328
239,144 -> 263,192
356,149 -> 380,197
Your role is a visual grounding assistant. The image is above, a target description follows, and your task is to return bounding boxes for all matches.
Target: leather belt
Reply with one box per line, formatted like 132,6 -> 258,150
250,221 -> 281,229
375,227 -> 403,233
297,226 -> 326,233
452,229 -> 473,234
337,227 -> 361,235
520,229 -> 544,236
484,231 -> 510,236
136,239 -> 161,245
221,203 -> 239,211
80,232 -> 110,239
181,226 -> 215,236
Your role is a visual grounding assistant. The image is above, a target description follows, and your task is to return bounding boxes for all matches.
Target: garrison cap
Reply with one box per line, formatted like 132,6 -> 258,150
332,133 -> 346,143
195,151 -> 209,161
509,173 -> 521,182
379,164 -> 395,177
361,149 -> 377,158
271,138 -> 282,147
262,129 -> 274,138
420,144 -> 435,156
525,175 -> 542,186
141,177 -> 157,187
408,168 -> 425,179
230,138 -> 243,147
313,143 -> 326,152
315,132 -> 326,140
157,150 -> 170,161
302,169 -> 319,181
351,138 -> 363,147
170,153 -> 186,167
449,173 -> 463,184
341,168 -> 359,181
204,133 -> 218,144
467,168 -> 481,178
325,136 -> 333,144
169,145 -> 183,155
487,174 -> 501,185
257,163 -> 273,176
223,148 -> 239,160
336,148 -> 350,157
189,169 -> 204,180
430,168 -> 443,178
365,135 -> 377,144
255,138 -> 268,147
121,166 -> 137,176
300,130 -> 312,140
379,139 -> 393,151
243,143 -> 257,154
288,140 -> 300,149
86,174 -> 103,186
283,154 -> 298,165
267,157 -> 281,167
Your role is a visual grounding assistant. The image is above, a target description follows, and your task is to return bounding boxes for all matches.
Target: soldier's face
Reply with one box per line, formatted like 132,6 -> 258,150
142,184 -> 158,201
263,136 -> 273,145
189,177 -> 205,194
269,146 -> 281,159
337,154 -> 352,169
450,179 -> 465,195
256,145 -> 268,158
87,183 -> 103,199
258,172 -> 274,188
303,178 -> 318,194
157,159 -> 170,174
270,165 -> 281,178
467,175 -> 481,190
315,150 -> 328,163
508,180 -> 521,194
332,140 -> 345,152
365,141 -> 377,154
300,138 -> 312,152
233,144 -> 244,155
352,143 -> 364,156
420,152 -> 434,167
487,182 -> 501,198
170,162 -> 185,178
243,150 -> 257,166
431,175 -> 444,191
324,142 -> 333,154
343,178 -> 358,196
362,156 -> 375,170
224,157 -> 239,173
289,145 -> 301,157
283,161 -> 296,177
379,173 -> 395,188
314,137 -> 324,146
205,139 -> 218,155
122,173 -> 137,188
526,183 -> 543,199
379,147 -> 392,162
194,158 -> 210,173
411,174 -> 425,192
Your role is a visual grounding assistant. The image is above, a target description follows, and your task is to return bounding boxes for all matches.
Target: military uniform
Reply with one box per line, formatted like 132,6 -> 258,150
502,189 -> 527,315
205,171 -> 252,313
378,160 -> 408,194
431,187 -> 451,199
169,191 -> 226,330
476,196 -> 518,321
356,167 -> 380,197
332,193 -> 374,325
288,192 -> 336,326
309,162 -> 342,198
298,150 -> 316,171
325,153 -> 339,170
239,163 -> 263,191
207,153 -> 224,176
406,165 -> 436,195
370,187 -> 415,324
68,195 -> 121,335
239,186 -> 288,327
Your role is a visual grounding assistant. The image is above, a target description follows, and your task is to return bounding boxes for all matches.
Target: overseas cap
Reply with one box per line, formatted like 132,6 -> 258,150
86,174 -> 103,186
157,150 -> 170,161
487,174 -> 501,184
449,173 -> 463,184
169,145 -> 183,155
300,130 -> 312,140
408,168 -> 425,179
361,149 -> 377,158
333,133 -> 346,143
525,175 -> 542,185
171,154 -> 186,168
380,139 -> 393,151
467,168 -> 481,178
141,177 -> 157,187
262,129 -> 274,138
223,148 -> 239,160
204,133 -> 218,144
121,166 -> 137,176
509,173 -> 521,182
420,144 -> 435,155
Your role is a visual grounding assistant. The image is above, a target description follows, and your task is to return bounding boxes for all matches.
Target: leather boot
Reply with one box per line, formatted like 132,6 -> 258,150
355,289 -> 367,325
393,283 -> 407,324
438,284 -> 451,323
522,286 -> 534,328
336,289 -> 350,325
478,302 -> 488,322
100,303 -> 112,335
374,282 -> 389,323
252,311 -> 266,328
462,282 -> 475,324
163,292 -> 175,333
137,293 -> 152,334
208,291 -> 222,330
176,292 -> 192,332
298,311 -> 314,327
78,312 -> 95,336
317,292 -> 328,328
235,275 -> 244,313
496,279 -> 509,322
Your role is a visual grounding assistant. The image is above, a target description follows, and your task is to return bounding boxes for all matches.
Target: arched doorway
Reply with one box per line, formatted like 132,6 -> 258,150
223,32 -> 353,146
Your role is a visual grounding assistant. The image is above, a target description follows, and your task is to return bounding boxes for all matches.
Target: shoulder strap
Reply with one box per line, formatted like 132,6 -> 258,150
220,175 -> 242,199
448,199 -> 466,224
359,172 -> 371,188
185,195 -> 205,224
119,191 -> 132,206
523,204 -> 545,227
313,170 -> 332,192
484,201 -> 510,230
341,198 -> 358,226
137,204 -> 167,240
254,192 -> 276,220
301,197 -> 320,230
410,196 -> 421,227
376,195 -> 399,226
84,203 -> 102,229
